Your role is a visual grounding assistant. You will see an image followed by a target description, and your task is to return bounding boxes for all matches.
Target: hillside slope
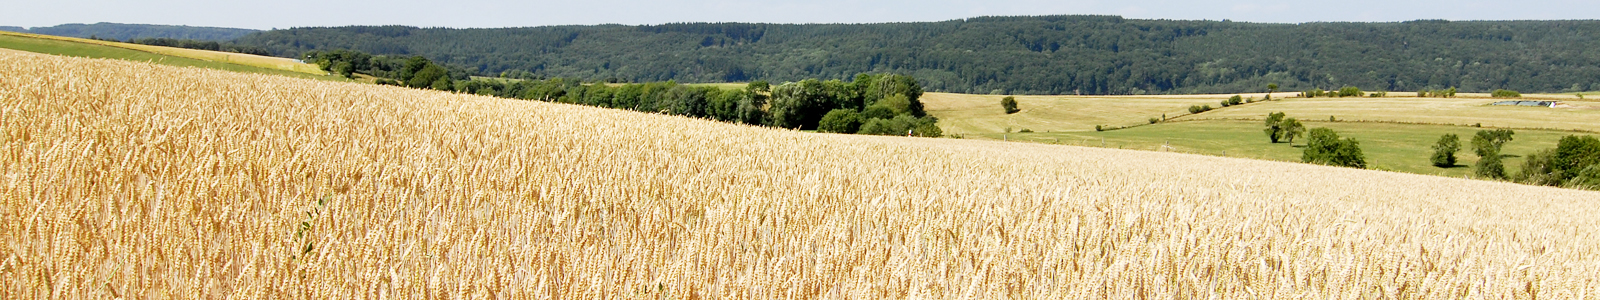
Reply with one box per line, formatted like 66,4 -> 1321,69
9,22 -> 258,41
0,30 -> 329,78
233,17 -> 1600,95
3,51 -> 1598,297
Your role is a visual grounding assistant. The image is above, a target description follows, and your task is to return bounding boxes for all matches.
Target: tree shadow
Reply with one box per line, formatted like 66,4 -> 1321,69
1434,164 -> 1469,169
1500,154 -> 1521,158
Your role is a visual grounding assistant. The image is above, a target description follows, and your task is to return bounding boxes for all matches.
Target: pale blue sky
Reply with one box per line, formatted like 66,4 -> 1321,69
4,0 -> 1596,30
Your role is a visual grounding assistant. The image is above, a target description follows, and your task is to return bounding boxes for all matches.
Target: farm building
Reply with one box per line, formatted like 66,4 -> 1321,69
1490,100 -> 1559,107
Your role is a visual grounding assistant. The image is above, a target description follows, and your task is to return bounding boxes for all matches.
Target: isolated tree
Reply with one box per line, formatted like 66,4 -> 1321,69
1431,133 -> 1461,167
1280,118 -> 1306,143
1266,83 -> 1278,100
817,109 -> 862,133
1471,129 -> 1516,158
1227,95 -> 1244,106
1263,112 -> 1286,143
1471,129 -> 1515,179
1001,96 -> 1020,114
1303,128 -> 1366,168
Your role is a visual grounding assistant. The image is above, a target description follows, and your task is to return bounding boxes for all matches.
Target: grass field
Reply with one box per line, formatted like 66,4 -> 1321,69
922,92 -> 1294,135
926,92 -> 1600,179
1187,96 -> 1600,132
0,33 -> 341,81
985,119 -> 1588,178
0,30 -> 325,75
7,49 -> 1600,298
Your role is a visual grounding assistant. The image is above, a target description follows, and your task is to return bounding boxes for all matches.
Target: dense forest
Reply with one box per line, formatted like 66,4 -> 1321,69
5,22 -> 258,41
304,49 -> 938,135
232,16 -> 1600,95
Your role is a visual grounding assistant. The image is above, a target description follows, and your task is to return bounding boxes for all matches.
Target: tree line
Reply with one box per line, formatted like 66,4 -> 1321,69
306,49 -> 938,136
229,17 -> 1600,95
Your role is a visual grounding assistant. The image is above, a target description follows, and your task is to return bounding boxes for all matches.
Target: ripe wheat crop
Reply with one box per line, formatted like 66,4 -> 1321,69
3,51 -> 1599,298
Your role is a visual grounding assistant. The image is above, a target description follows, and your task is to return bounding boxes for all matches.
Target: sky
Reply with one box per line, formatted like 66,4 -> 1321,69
3,0 -> 1597,30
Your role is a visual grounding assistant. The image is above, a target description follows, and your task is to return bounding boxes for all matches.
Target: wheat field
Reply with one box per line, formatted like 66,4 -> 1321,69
4,51 -> 1600,298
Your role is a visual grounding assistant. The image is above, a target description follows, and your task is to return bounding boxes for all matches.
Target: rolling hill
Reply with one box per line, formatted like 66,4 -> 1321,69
5,22 -> 258,41
231,16 -> 1600,95
0,30 -> 331,79
5,48 -> 1599,297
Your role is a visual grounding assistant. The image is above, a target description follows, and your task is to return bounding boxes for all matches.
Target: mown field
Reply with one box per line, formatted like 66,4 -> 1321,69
0,30 -> 335,81
6,50 -> 1600,298
926,92 -> 1600,179
990,120 -> 1585,177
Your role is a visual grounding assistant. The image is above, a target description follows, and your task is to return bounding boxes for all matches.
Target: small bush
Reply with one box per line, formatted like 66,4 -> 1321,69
1095,125 -> 1104,132
1149,117 -> 1160,124
817,109 -> 862,133
1337,86 -> 1363,97
1431,133 -> 1461,167
1228,95 -> 1244,106
1302,128 -> 1366,168
1018,128 -> 1033,133
1000,96 -> 1020,114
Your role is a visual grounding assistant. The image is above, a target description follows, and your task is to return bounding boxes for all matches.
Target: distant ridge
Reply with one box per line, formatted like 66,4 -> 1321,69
232,16 -> 1600,95
10,22 -> 257,41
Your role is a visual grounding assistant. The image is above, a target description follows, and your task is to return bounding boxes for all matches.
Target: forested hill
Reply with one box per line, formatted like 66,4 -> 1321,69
235,16 -> 1600,95
10,23 -> 259,41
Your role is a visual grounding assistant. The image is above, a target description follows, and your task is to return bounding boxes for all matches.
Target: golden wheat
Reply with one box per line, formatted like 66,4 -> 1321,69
3,51 -> 1599,298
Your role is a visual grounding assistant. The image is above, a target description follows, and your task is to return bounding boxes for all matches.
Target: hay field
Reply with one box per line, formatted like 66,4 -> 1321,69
0,30 -> 325,75
4,51 -> 1600,298
1186,96 -> 1600,132
921,92 -> 1291,135
988,120 -> 1585,178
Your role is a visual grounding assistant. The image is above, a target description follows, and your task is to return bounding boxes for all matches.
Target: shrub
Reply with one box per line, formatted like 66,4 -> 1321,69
1000,96 -> 1020,114
858,115 -> 942,137
1302,128 -> 1366,168
1018,128 -> 1033,133
1228,95 -> 1244,105
1149,117 -> 1160,124
1263,112 -> 1286,143
1476,153 -> 1507,179
1491,89 -> 1522,98
860,105 -> 896,120
1095,125 -> 1104,131
1220,100 -> 1231,107
817,109 -> 862,133
1431,133 -> 1461,167
1337,86 -> 1363,97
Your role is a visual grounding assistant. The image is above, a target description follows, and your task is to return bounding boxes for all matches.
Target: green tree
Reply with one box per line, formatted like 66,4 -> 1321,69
1280,118 -> 1305,143
1470,129 -> 1515,179
817,109 -> 863,133
1000,96 -> 1020,114
1491,89 -> 1522,98
1263,112 -> 1286,143
1431,133 -> 1461,167
1302,128 -> 1366,168
1227,95 -> 1244,105
1476,152 -> 1507,179
860,106 -> 896,120
407,64 -> 450,90
1471,129 -> 1515,158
